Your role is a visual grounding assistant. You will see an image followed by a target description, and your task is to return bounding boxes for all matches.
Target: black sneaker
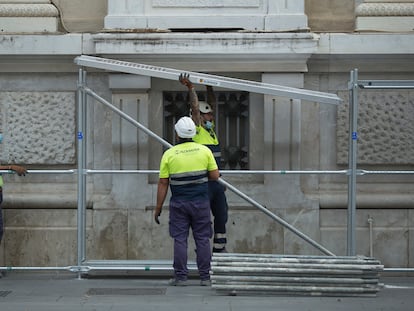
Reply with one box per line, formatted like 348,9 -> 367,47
200,279 -> 211,286
213,247 -> 228,253
168,278 -> 188,286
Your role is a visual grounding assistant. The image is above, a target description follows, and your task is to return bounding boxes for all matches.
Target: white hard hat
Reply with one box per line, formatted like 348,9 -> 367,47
175,116 -> 196,138
199,101 -> 212,114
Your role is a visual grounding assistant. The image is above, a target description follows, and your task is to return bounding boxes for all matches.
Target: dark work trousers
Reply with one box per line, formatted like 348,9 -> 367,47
208,180 -> 228,252
169,199 -> 212,281
0,189 -> 3,243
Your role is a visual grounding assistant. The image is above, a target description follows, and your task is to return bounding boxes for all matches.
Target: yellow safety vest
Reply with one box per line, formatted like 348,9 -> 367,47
193,124 -> 222,168
159,141 -> 217,200
193,124 -> 219,146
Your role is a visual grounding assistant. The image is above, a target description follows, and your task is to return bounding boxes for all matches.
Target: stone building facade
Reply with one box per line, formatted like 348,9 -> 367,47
0,0 -> 413,269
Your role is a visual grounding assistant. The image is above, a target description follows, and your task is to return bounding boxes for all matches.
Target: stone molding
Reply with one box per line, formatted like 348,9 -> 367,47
364,0 -> 414,2
0,1 -> 51,3
92,32 -> 316,72
152,0 -> 260,7
356,3 -> 414,16
105,0 -> 307,31
355,1 -> 414,31
0,3 -> 58,17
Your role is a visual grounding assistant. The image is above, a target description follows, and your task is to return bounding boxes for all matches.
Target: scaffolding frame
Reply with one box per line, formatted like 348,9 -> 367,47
73,56 -> 341,275
77,64 -> 414,273
347,70 -> 414,257
1,59 -> 413,274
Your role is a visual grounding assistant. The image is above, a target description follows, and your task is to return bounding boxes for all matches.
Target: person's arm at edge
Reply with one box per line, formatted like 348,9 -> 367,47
154,178 -> 169,224
208,169 -> 219,181
0,164 -> 27,176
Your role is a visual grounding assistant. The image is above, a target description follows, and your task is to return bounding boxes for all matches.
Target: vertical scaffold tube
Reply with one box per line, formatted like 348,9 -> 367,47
77,68 -> 87,277
347,69 -> 358,256
81,70 -> 87,261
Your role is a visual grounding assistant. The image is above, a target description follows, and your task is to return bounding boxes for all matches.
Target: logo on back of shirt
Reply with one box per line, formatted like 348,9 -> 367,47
175,147 -> 200,155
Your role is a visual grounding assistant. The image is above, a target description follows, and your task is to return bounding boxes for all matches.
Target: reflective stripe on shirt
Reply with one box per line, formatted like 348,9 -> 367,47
170,170 -> 208,186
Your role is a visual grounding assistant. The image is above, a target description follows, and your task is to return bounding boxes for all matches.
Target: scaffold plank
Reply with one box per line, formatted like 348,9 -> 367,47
74,55 -> 342,105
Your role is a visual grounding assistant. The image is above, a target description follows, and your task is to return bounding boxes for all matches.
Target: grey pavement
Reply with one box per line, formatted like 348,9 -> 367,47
0,272 -> 413,311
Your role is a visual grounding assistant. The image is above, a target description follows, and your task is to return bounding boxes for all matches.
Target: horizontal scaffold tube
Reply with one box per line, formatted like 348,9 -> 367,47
212,262 -> 383,271
212,266 -> 371,275
0,170 -> 75,174
212,254 -> 381,265
211,275 -> 379,284
212,284 -> 379,294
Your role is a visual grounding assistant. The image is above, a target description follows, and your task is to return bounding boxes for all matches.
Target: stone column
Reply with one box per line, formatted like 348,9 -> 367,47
0,0 -> 59,32
105,0 -> 308,31
356,0 -> 414,31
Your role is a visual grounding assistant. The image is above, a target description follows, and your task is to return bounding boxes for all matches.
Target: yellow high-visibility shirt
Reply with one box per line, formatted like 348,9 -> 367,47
193,125 -> 222,168
159,141 -> 217,200
193,125 -> 219,146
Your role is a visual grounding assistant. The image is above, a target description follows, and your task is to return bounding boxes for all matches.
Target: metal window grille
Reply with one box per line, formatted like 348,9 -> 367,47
163,91 -> 249,169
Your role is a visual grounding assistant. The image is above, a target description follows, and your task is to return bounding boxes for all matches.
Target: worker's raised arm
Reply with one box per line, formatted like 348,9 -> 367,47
206,85 -> 217,112
179,73 -> 201,126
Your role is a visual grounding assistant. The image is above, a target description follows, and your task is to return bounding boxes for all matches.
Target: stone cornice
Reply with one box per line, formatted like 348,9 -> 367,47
356,3 -> 414,16
91,32 -> 318,72
0,3 -> 58,17
309,33 -> 414,72
92,32 -> 318,55
0,33 -> 413,73
0,1 -> 51,3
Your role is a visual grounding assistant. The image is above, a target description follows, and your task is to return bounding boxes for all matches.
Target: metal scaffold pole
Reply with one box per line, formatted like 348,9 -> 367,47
347,69 -> 359,256
76,68 -> 87,276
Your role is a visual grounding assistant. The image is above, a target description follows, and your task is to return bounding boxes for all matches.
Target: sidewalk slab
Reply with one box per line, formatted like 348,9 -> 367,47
0,272 -> 413,311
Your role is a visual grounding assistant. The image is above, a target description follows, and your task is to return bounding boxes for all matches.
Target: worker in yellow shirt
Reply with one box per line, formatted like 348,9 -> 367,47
179,73 -> 229,253
154,116 -> 219,286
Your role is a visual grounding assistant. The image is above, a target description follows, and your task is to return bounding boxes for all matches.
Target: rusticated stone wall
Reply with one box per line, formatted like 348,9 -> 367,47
336,90 -> 414,165
0,92 -> 75,164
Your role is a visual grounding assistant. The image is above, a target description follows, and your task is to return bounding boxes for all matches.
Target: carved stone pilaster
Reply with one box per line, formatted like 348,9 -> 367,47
356,1 -> 414,31
0,1 -> 59,33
